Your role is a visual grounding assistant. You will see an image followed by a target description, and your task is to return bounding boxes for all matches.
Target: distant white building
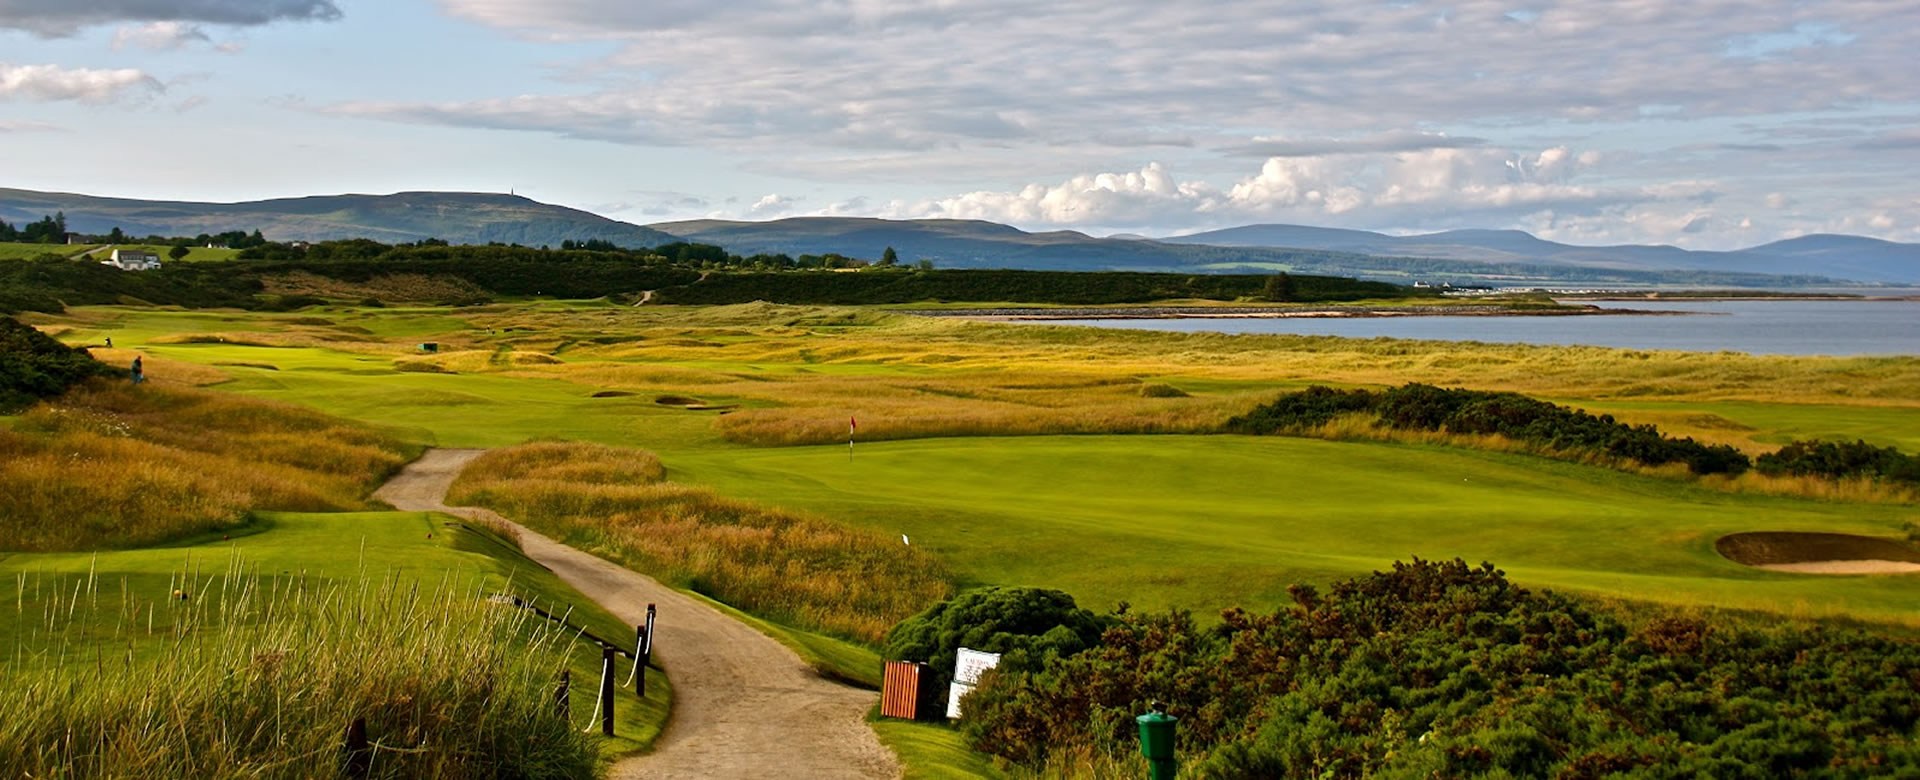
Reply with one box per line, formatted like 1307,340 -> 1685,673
103,249 -> 161,271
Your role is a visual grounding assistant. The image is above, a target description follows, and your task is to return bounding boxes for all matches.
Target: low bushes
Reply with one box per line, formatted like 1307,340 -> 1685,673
1757,438 -> 1920,484
449,441 -> 952,643
884,587 -> 1110,693
0,315 -> 115,411
959,559 -> 1920,776
1229,383 -> 1752,475
0,383 -> 416,551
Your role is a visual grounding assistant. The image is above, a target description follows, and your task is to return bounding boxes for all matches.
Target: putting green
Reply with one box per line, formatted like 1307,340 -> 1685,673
667,435 -> 1920,626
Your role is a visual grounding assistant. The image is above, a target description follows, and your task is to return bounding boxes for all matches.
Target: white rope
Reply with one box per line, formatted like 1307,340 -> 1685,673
582,653 -> 613,733
622,629 -> 643,688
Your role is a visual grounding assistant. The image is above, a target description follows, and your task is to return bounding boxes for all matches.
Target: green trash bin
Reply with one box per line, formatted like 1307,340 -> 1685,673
1137,706 -> 1177,779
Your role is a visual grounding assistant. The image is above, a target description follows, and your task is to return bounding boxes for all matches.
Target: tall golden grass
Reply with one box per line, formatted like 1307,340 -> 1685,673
0,382 -> 417,551
1,564 -> 595,778
449,442 -> 952,642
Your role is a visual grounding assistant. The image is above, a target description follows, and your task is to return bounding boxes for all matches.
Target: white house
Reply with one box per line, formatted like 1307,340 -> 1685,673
102,249 -> 162,271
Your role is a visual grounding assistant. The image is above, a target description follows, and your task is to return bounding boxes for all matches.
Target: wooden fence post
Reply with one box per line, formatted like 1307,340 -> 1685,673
600,646 -> 616,737
342,716 -> 371,778
634,624 -> 648,698
555,670 -> 570,720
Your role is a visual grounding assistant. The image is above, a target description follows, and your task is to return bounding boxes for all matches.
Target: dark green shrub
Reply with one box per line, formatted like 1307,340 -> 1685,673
1757,439 -> 1920,484
962,558 -> 1920,776
0,316 -> 114,411
1225,385 -> 1376,431
884,586 -> 1110,693
1232,384 -> 1752,475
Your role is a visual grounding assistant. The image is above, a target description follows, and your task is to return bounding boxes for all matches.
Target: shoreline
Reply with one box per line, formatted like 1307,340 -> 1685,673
897,304 -> 1693,321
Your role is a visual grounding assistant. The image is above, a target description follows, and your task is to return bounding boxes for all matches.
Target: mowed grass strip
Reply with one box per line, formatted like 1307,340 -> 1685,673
0,510 -> 670,776
448,441 -> 954,644
667,434 -> 1920,629
0,382 -> 418,551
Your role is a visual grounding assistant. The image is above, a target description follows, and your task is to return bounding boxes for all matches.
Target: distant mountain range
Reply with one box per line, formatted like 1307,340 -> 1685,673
2,188 -> 1911,286
649,217 -> 1891,286
0,188 -> 677,248
1161,225 -> 1920,284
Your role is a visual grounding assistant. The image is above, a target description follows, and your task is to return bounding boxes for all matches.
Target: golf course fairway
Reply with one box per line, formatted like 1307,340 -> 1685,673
668,435 -> 1920,627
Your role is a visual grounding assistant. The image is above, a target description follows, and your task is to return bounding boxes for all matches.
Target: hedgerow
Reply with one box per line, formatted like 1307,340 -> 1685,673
1229,383 -> 1752,475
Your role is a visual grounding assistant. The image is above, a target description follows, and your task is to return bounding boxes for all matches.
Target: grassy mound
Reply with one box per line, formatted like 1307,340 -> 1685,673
1716,531 -> 1920,566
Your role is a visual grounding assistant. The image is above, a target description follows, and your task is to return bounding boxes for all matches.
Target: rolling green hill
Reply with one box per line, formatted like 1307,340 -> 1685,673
0,188 -> 678,249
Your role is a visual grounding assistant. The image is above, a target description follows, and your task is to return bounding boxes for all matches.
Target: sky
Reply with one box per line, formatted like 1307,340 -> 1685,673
1,1 -> 1917,249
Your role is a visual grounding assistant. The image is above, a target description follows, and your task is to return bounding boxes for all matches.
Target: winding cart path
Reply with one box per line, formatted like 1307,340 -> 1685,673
375,449 -> 899,779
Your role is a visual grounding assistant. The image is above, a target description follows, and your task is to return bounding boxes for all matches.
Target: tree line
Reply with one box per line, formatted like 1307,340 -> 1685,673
1228,383 -> 1752,474
0,211 -> 271,253
1228,384 -> 1920,486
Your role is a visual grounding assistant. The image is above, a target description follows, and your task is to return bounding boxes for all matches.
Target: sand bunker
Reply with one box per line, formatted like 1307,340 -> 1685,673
1756,560 -> 1920,575
1717,531 -> 1920,576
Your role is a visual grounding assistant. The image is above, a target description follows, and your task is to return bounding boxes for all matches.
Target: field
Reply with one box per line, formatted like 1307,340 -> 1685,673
12,297 -> 1920,776
0,243 -> 87,260
0,244 -> 241,262
0,509 -> 670,773
0,358 -> 669,773
25,302 -> 1918,631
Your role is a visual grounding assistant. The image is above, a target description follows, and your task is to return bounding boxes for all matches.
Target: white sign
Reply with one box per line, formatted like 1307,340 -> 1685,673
946,647 -> 1003,719
946,682 -> 972,719
953,647 -> 1002,686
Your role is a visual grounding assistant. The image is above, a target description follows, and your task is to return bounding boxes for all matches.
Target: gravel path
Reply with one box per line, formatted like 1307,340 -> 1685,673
375,449 -> 900,780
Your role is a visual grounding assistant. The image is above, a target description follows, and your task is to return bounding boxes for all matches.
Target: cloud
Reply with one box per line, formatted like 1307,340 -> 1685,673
396,0 -> 1919,159
1856,130 -> 1920,151
1220,131 -> 1486,158
1,0 -> 342,37
111,21 -> 211,50
0,118 -> 61,132
0,62 -> 161,103
745,193 -> 796,218
885,146 -> 1638,233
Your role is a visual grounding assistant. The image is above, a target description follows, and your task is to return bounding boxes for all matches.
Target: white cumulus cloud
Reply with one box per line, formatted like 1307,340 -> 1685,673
891,147 -> 1632,234
0,62 -> 161,103
111,21 -> 211,50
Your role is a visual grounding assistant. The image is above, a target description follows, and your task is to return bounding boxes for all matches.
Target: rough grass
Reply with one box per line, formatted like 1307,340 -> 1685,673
448,441 -> 953,643
0,382 -> 416,551
0,566 -> 596,779
261,270 -> 491,303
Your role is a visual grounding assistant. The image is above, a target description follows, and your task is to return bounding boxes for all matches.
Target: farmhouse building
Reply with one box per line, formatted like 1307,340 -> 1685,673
102,249 -> 162,271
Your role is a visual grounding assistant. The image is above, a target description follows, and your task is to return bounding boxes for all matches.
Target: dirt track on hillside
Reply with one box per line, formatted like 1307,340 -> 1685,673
375,449 -> 899,780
